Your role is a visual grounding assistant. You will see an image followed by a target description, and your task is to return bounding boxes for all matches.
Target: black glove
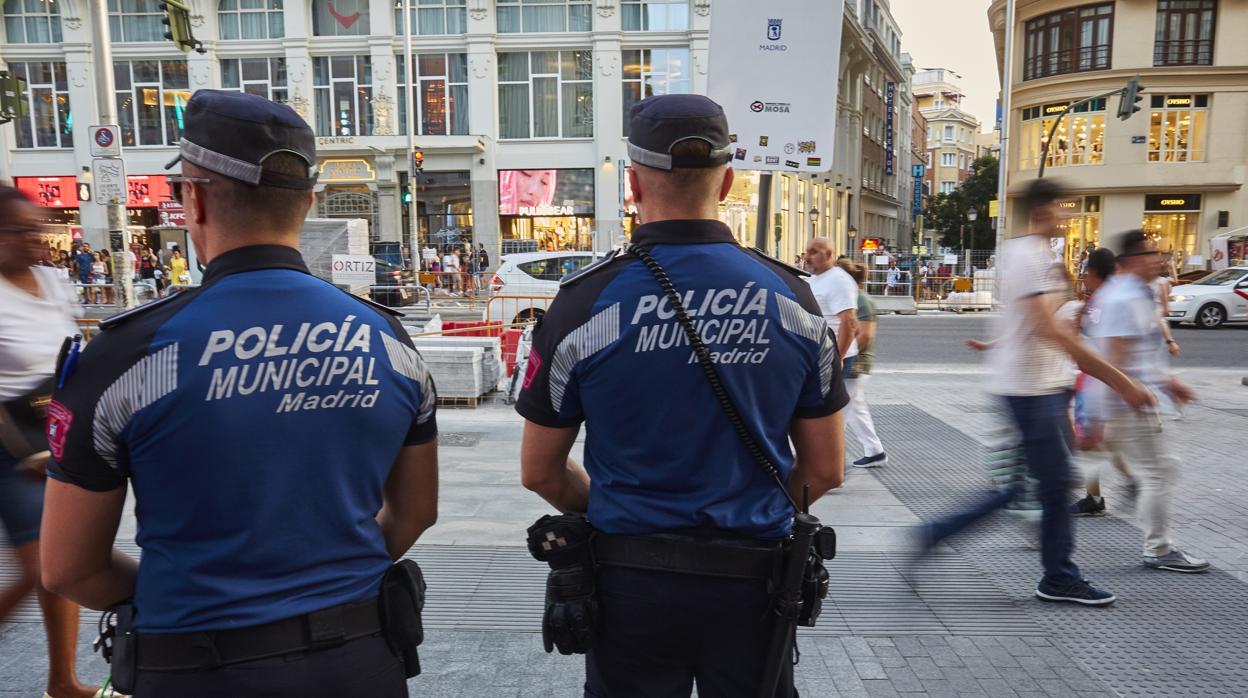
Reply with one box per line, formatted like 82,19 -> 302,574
542,565 -> 599,655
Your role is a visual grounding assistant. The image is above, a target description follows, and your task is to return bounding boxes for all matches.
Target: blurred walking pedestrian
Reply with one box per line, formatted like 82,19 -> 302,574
924,179 -> 1153,607
1083,230 -> 1207,573
0,186 -> 110,698
841,260 -> 888,468
1070,248 -> 1137,517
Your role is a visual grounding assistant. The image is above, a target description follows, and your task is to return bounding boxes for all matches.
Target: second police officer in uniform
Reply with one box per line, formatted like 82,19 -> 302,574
518,94 -> 849,697
39,91 -> 438,696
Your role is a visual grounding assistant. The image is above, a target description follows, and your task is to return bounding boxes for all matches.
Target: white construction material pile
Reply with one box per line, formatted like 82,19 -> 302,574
299,218 -> 370,292
417,346 -> 486,399
413,336 -> 504,393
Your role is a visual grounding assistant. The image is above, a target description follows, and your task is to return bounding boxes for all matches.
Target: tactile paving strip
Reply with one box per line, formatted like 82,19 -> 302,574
0,545 -> 1036,637
869,404 -> 1248,698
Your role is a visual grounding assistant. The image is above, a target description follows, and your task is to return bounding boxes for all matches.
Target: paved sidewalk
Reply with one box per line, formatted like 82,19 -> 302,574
1,366 -> 1245,696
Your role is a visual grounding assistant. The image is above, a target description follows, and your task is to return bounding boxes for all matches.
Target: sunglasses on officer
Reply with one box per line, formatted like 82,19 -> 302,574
167,174 -> 211,205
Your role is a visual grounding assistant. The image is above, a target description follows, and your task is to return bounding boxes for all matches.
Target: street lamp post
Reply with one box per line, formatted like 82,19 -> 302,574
965,207 -> 979,276
808,206 -> 819,243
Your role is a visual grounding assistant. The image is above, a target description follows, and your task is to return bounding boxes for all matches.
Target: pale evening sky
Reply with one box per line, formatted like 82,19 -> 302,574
890,0 -> 1000,133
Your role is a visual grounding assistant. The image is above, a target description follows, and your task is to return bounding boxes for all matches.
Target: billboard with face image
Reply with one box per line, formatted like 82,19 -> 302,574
498,169 -> 595,217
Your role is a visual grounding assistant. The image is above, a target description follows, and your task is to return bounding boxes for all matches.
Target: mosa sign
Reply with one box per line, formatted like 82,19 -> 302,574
708,0 -> 843,173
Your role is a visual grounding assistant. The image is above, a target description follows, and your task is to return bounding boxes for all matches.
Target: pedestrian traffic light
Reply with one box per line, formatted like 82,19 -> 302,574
1117,76 -> 1145,121
402,187 -> 413,204
0,71 -> 28,125
413,150 -> 425,172
160,0 -> 205,54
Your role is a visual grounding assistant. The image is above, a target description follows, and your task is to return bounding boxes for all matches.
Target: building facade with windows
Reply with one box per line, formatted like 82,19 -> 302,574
912,68 -> 982,199
1,0 -> 916,265
991,0 -> 1248,274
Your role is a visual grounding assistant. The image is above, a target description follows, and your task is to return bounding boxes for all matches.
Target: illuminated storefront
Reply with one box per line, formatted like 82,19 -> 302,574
14,174 -> 174,250
719,170 -> 761,246
1055,195 -> 1102,275
1143,194 -> 1201,264
498,168 -> 595,252
1018,98 -> 1107,170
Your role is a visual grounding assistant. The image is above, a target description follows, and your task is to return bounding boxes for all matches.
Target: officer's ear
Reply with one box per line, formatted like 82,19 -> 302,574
187,180 -> 209,227
627,167 -> 644,207
717,167 -> 735,203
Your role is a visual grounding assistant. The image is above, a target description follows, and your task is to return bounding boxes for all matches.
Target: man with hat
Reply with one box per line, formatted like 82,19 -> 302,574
517,94 -> 848,696
39,91 -> 439,695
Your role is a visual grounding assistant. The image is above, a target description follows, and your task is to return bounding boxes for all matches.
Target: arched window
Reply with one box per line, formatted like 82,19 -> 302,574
3,0 -> 63,43
312,0 -> 367,36
218,0 -> 284,40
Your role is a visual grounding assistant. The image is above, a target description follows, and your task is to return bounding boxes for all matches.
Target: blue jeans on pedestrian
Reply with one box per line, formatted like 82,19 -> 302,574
925,393 -> 1081,588
1007,393 -> 1081,587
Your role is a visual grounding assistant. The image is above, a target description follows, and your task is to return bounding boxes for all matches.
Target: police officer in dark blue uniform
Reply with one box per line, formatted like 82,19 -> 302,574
517,94 -> 849,697
39,91 -> 439,696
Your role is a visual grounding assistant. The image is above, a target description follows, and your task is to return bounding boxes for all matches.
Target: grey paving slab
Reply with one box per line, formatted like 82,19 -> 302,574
867,403 -> 1248,698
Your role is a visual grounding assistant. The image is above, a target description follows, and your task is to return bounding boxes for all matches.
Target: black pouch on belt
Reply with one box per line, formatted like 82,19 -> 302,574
94,603 -> 137,694
526,513 -> 598,655
379,559 -> 427,678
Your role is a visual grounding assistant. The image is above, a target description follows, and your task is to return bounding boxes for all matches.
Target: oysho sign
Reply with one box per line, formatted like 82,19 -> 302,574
708,0 -> 843,173
1145,194 -> 1201,212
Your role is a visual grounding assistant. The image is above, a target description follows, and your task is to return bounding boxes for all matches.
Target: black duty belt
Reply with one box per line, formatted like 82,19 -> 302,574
594,534 -> 784,580
136,597 -> 382,671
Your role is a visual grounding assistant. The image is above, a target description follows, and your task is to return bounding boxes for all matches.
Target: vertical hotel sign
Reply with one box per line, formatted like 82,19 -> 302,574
707,0 -> 844,173
885,81 -> 896,176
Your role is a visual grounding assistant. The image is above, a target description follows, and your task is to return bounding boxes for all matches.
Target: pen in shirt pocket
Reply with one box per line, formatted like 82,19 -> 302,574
56,334 -> 83,390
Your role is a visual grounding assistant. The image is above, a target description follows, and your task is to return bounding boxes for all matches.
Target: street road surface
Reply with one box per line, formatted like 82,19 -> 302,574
875,312 -> 1248,369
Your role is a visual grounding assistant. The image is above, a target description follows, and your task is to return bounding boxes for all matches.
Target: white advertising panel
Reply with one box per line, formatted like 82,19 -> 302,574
331,254 -> 375,287
708,0 -> 844,173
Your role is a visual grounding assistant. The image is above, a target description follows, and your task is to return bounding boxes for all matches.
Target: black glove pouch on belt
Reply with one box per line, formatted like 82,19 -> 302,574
527,513 -> 598,655
380,559 -> 428,678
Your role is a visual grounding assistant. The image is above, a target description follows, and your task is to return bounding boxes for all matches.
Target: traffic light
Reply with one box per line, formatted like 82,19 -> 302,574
402,187 -> 413,204
160,0 -> 205,54
412,150 -> 425,172
0,71 -> 28,125
1117,76 -> 1145,121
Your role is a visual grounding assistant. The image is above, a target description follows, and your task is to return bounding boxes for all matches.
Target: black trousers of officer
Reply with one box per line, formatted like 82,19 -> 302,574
585,566 -> 794,698
133,633 -> 408,697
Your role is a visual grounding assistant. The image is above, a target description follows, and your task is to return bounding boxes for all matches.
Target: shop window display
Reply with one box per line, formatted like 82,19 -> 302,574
1018,99 -> 1105,170
1147,95 -> 1208,163
499,168 -> 595,251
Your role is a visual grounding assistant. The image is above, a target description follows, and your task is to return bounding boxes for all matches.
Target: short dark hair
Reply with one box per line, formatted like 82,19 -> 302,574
637,139 -> 724,198
188,153 -> 312,231
1118,229 -> 1150,257
1085,247 -> 1116,280
1021,178 -> 1063,218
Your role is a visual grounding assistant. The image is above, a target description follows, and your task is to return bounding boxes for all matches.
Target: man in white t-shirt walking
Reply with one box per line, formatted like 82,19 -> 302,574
940,179 -> 1152,607
804,238 -> 858,370
1085,230 -> 1206,573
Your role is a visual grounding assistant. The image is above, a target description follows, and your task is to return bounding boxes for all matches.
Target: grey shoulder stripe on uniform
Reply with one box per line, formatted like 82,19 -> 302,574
776,293 -> 826,344
381,333 -> 437,423
93,343 -> 180,468
550,303 -> 621,415
776,294 -> 837,396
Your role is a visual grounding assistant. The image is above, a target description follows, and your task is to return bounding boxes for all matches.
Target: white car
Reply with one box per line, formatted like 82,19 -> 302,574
1167,266 -> 1248,328
486,251 -> 601,325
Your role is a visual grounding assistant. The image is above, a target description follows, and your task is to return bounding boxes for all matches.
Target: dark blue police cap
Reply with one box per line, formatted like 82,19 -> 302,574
165,90 -> 318,190
627,94 -> 733,171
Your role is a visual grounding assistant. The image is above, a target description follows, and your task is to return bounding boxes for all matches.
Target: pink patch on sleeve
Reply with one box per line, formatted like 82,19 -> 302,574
45,400 -> 74,461
522,349 -> 543,391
